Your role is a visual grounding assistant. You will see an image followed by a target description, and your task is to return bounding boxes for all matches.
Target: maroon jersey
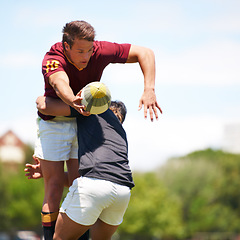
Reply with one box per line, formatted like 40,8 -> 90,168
39,41 -> 131,120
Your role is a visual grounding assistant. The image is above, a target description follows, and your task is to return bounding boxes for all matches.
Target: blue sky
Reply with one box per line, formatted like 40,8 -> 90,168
0,0 -> 240,171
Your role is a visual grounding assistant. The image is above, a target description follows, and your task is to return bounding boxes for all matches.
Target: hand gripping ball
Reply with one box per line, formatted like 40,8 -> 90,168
81,82 -> 111,114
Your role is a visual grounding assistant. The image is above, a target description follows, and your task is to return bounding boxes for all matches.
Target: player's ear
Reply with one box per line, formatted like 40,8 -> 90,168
64,42 -> 70,51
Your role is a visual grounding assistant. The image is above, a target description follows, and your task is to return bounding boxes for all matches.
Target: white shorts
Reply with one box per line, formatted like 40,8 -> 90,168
34,117 -> 78,161
60,177 -> 131,226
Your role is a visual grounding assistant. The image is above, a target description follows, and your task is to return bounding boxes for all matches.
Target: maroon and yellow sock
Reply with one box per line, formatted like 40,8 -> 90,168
41,211 -> 59,240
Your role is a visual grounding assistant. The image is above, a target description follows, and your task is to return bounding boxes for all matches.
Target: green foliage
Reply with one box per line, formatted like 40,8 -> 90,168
118,172 -> 184,240
6,168 -> 44,230
2,145 -> 240,239
23,143 -> 35,164
0,146 -> 44,234
159,149 -> 240,237
0,164 -> 11,230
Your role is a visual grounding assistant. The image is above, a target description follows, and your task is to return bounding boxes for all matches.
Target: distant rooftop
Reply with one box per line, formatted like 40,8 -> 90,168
0,130 -> 25,164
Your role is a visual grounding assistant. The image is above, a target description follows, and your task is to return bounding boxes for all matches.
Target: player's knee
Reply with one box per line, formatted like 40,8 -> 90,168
50,180 -> 64,191
46,181 -> 64,201
53,234 -> 63,240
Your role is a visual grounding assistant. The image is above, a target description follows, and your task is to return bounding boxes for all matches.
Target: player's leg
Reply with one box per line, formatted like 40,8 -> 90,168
34,117 -> 78,239
66,158 -> 90,240
54,212 -> 91,240
66,129 -> 90,240
91,219 -> 118,240
41,159 -> 65,240
59,177 -> 111,240
54,177 -> 94,240
91,182 -> 131,240
66,126 -> 80,186
66,158 -> 80,186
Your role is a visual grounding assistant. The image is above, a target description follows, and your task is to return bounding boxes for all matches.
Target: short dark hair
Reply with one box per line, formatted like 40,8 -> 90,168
62,20 -> 95,49
110,101 -> 127,124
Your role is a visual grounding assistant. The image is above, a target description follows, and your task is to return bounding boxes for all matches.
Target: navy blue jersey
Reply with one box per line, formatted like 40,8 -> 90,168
76,109 -> 134,189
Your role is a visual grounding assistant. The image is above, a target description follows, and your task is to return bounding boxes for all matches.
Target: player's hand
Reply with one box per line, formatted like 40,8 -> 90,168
24,156 -> 43,179
73,90 -> 91,116
138,88 -> 162,121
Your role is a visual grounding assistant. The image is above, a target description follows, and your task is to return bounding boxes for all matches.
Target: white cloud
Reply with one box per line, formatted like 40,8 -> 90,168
124,114 -> 229,172
207,1 -> 240,33
102,63 -> 143,85
118,1 -> 240,37
133,2 -> 184,33
1,0 -> 239,173
0,110 -> 230,172
156,40 -> 240,86
0,113 -> 37,146
102,40 -> 240,87
13,5 -> 71,27
209,14 -> 240,32
0,52 -> 41,68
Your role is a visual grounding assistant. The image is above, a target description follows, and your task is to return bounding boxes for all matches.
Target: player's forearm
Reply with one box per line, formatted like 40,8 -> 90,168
138,48 -> 156,91
51,79 -> 76,108
127,45 -> 156,90
36,96 -> 71,116
48,71 -> 77,109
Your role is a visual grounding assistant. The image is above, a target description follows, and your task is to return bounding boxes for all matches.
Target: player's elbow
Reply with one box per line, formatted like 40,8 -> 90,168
135,46 -> 155,63
144,47 -> 155,60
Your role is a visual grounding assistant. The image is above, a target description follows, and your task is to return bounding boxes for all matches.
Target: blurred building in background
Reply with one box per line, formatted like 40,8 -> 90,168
0,130 -> 25,165
223,123 -> 240,154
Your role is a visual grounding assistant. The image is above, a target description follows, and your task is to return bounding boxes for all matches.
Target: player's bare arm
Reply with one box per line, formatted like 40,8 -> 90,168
48,71 -> 89,116
48,71 -> 75,106
36,96 -> 71,116
127,45 -> 162,121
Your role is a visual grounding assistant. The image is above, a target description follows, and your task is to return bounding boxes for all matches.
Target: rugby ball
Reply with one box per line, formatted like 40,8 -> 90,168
81,82 -> 111,114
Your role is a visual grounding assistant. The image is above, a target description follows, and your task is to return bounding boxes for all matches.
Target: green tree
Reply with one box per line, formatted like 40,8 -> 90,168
23,143 -> 35,164
0,163 -> 11,230
183,149 -> 240,232
0,145 -> 44,235
6,167 -> 44,231
118,172 -> 184,240
159,149 -> 240,237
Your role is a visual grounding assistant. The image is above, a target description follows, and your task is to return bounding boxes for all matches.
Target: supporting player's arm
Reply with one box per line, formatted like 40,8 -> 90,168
36,96 -> 71,116
24,156 -> 71,187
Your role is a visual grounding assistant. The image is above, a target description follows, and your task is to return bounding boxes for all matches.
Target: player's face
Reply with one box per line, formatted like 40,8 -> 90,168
64,39 -> 94,70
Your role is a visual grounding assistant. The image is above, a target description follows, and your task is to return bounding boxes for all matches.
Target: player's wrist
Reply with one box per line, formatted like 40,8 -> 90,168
144,87 -> 155,92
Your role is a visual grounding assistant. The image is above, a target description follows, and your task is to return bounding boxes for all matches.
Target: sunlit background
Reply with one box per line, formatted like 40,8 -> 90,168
0,0 -> 239,171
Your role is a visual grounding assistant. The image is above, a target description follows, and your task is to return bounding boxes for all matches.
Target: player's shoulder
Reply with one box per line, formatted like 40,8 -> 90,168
93,40 -> 115,50
43,42 -> 66,65
46,42 -> 64,56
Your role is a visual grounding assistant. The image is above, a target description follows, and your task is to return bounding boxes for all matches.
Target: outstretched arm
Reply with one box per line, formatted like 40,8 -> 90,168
127,45 -> 162,121
48,71 -> 88,115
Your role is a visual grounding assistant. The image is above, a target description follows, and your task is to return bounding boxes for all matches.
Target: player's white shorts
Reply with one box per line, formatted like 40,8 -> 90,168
60,177 -> 131,226
34,117 -> 78,161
